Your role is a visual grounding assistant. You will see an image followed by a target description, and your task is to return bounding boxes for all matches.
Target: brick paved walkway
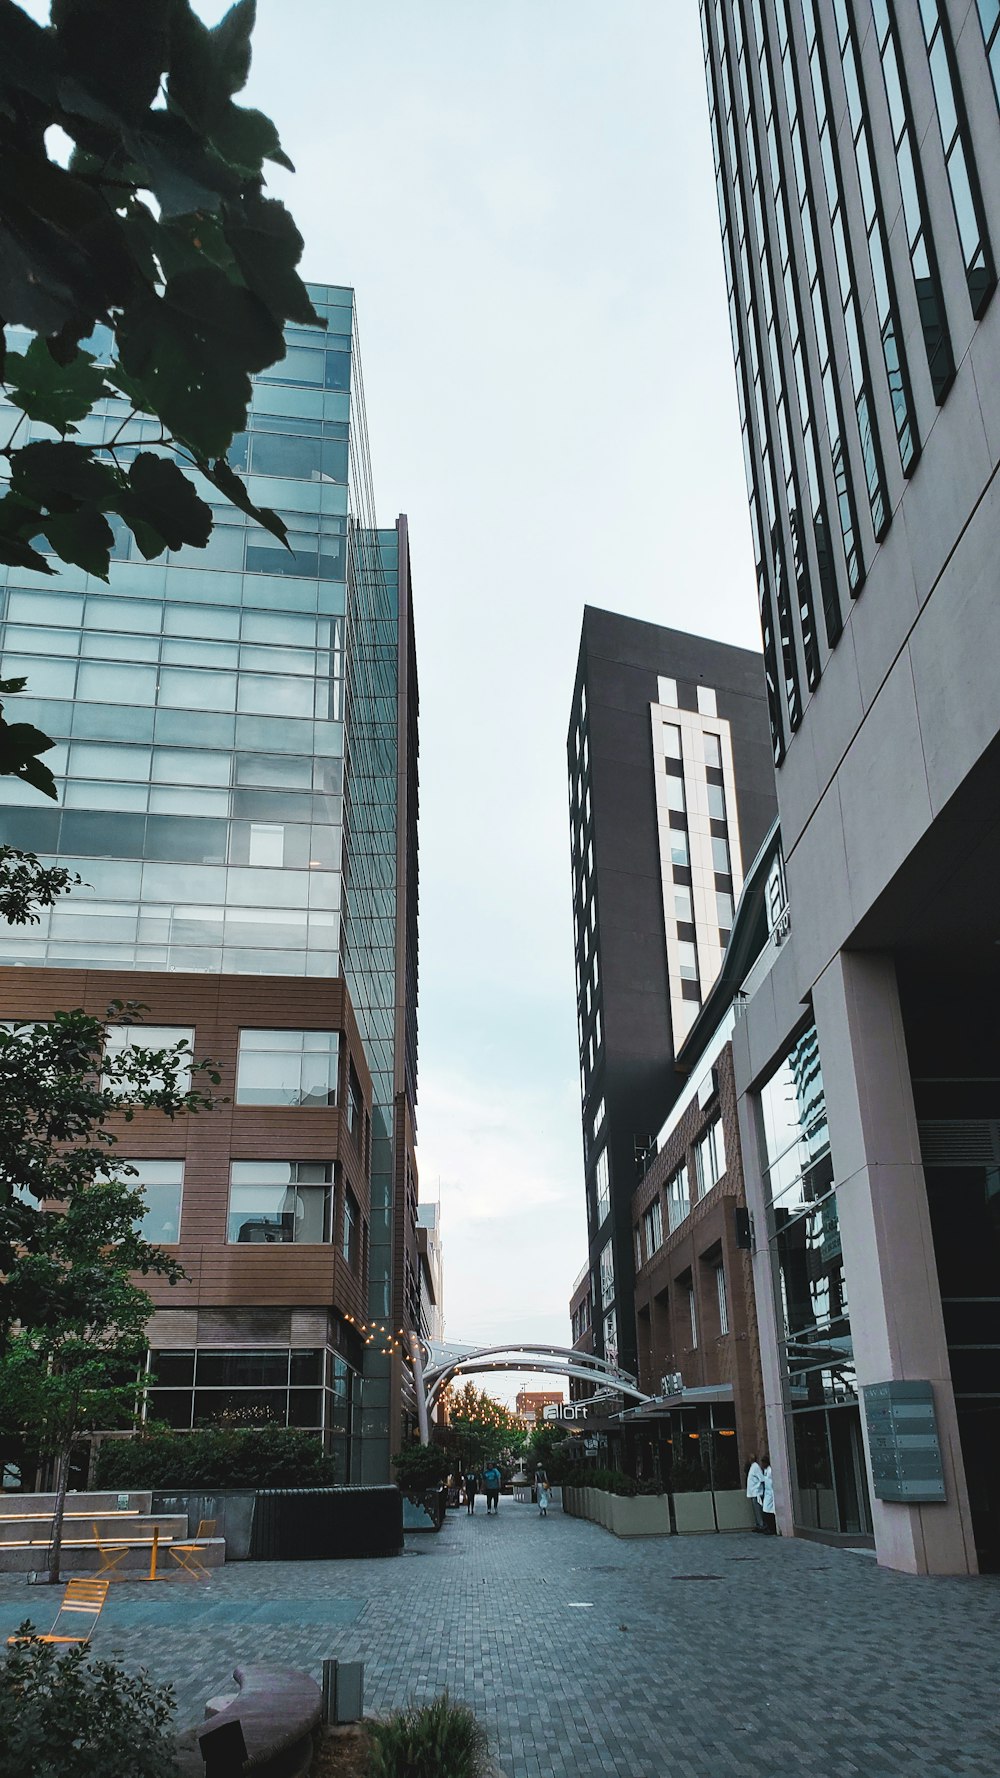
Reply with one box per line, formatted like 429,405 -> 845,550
3,1501 -> 999,1776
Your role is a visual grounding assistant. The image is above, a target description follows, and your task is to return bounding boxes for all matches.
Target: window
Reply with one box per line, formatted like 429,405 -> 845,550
688,1286 -> 698,1349
603,1307 -> 618,1366
130,1160 -> 183,1245
918,0 -> 995,314
662,723 -> 682,759
716,890 -> 735,930
697,686 -> 717,717
716,1263 -> 730,1336
347,1062 -> 363,1137
703,731 -> 723,768
236,1029 -> 339,1107
694,1119 -> 727,1198
657,676 -> 677,708
595,1147 -> 610,1224
666,1164 -> 690,1232
711,834 -> 731,875
227,1161 -> 332,1244
634,1224 -> 643,1271
592,1097 -> 606,1145
979,0 -> 1000,111
677,940 -> 698,982
103,1024 -> 193,1096
642,1197 -> 663,1260
670,831 -> 689,868
674,885 -> 693,923
341,1186 -> 359,1269
707,782 -> 726,821
599,1239 -> 615,1309
665,774 -> 686,814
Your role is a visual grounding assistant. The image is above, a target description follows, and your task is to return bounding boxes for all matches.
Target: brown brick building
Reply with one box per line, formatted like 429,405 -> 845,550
626,1033 -> 766,1488
0,967 -> 405,1480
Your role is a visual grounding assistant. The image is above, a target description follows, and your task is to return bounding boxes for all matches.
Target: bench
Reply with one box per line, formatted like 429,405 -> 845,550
197,1664 -> 322,1778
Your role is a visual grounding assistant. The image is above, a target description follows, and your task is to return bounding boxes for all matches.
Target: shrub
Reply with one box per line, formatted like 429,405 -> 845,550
391,1443 -> 450,1500
586,1467 -> 636,1496
635,1477 -> 665,1496
0,1631 -> 177,1778
668,1457 -> 709,1493
95,1425 -> 338,1491
368,1693 -> 487,1778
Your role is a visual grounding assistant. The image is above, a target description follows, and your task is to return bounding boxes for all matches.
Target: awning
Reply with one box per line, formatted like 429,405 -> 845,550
612,1383 -> 735,1421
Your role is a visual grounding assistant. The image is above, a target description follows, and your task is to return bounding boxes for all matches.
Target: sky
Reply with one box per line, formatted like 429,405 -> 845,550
36,0 -> 764,1402
227,0 -> 763,1400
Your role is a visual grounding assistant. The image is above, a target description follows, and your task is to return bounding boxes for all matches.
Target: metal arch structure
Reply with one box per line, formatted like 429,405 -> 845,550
404,1334 -> 651,1445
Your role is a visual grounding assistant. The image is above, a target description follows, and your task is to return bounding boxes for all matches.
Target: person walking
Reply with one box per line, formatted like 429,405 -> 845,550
464,1469 -> 478,1514
761,1452 -> 776,1535
483,1462 -> 501,1514
746,1452 -> 765,1532
536,1465 -> 551,1517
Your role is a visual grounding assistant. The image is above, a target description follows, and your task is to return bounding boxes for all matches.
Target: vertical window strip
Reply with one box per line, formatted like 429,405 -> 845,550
776,0 -> 864,599
735,0 -> 822,692
703,0 -> 787,763
799,0 -> 889,542
917,0 -> 996,317
833,0 -> 919,475
978,0 -> 1000,109
720,8 -> 803,733
871,0 -> 955,400
749,0 -> 843,653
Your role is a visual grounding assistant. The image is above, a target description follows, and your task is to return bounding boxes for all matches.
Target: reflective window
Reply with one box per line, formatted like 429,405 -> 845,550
599,1239 -> 615,1308
716,1262 -> 730,1336
227,1161 -> 332,1243
674,885 -> 694,923
918,0 -> 995,314
642,1196 -> 663,1260
712,834 -> 731,875
341,1186 -> 359,1269
707,782 -> 727,821
662,723 -> 682,759
703,731 -> 723,768
665,774 -> 686,814
666,1164 -> 690,1232
595,1147 -> 611,1224
236,1029 -> 339,1106
103,1024 -> 194,1096
130,1159 -> 183,1245
694,1119 -> 727,1196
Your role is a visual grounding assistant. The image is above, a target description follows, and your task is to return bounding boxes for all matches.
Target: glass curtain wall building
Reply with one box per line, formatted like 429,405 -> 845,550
0,285 -> 419,1480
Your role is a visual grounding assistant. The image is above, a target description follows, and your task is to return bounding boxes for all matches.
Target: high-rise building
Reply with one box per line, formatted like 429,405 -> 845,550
0,284 -> 418,1482
416,1202 -> 444,1345
567,608 -> 777,1382
702,1 -> 1000,1572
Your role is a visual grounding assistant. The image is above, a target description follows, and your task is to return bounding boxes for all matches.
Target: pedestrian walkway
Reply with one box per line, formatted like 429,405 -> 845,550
2,1500 -> 998,1775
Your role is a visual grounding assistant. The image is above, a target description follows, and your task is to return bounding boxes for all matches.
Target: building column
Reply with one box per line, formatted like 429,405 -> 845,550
813,950 -> 977,1575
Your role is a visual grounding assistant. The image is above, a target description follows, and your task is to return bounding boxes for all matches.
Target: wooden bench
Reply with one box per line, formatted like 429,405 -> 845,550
197,1664 -> 322,1778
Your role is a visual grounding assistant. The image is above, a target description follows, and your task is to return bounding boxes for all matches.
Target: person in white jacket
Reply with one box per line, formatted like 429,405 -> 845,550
761,1454 -> 776,1535
746,1453 -> 765,1532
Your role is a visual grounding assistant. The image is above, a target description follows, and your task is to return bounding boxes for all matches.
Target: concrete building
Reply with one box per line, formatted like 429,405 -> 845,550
0,285 -> 419,1481
701,1 -> 1000,1571
416,1202 -> 444,1345
567,609 -> 777,1383
568,1263 -> 596,1404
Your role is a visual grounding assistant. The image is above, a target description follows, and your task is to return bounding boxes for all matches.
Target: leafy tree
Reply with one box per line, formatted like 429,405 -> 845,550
0,0 -> 320,793
391,1441 -> 450,1503
0,1632 -> 177,1778
96,1423 -> 338,1490
445,1380 -> 527,1470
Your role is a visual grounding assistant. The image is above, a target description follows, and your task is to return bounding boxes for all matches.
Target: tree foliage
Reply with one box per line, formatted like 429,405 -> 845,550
0,1633 -> 177,1778
0,0 -> 320,790
95,1423 -> 338,1490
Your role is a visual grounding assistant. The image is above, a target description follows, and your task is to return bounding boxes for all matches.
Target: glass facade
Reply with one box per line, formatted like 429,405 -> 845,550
757,1022 -> 871,1537
0,287 -> 353,977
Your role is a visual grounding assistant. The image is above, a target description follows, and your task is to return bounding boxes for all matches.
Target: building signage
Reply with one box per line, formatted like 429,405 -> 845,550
543,1403 -> 591,1423
862,1381 -> 946,1503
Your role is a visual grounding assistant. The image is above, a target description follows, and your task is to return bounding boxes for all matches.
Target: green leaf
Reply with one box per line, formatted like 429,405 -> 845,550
210,101 -> 293,175
116,452 -> 212,552
0,533 -> 54,575
117,268 -> 283,458
211,0 -> 256,99
40,507 -> 114,578
0,146 -> 140,338
123,111 -> 240,217
0,719 -> 58,801
202,454 -> 288,546
225,194 -> 321,328
166,0 -> 255,135
3,340 -> 110,433
50,0 -> 173,122
11,439 -> 120,511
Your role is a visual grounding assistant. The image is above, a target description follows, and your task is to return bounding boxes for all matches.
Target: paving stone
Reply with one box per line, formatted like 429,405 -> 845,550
2,1504 -> 999,1775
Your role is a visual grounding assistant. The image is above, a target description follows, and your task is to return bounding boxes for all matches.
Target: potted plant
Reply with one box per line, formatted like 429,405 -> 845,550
391,1444 -> 449,1531
609,1476 -> 671,1538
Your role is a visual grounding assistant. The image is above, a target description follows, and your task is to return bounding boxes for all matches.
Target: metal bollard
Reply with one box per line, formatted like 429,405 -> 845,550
322,1658 -> 364,1724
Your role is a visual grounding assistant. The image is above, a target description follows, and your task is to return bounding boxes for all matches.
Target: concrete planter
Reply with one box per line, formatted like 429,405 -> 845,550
581,1488 -> 597,1522
608,1494 -> 671,1537
713,1489 -> 756,1532
597,1491 -> 612,1529
672,1490 -> 717,1534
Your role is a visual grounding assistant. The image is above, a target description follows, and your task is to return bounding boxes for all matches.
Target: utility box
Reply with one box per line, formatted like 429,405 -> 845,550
862,1381 -> 946,1503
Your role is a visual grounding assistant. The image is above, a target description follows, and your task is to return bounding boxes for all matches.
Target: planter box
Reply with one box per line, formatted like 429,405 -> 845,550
713,1489 -> 756,1532
672,1490 -> 716,1534
597,1491 -> 612,1529
581,1488 -> 596,1522
608,1494 -> 671,1537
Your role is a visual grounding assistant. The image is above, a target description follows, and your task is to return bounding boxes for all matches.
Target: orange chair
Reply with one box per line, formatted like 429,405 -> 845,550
7,1577 -> 110,1645
168,1518 -> 217,1581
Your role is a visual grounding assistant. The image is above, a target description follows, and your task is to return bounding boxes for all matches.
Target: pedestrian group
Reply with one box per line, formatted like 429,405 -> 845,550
745,1451 -> 776,1533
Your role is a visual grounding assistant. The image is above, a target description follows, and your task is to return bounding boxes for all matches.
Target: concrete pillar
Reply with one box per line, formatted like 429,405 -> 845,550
812,950 -> 978,1574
